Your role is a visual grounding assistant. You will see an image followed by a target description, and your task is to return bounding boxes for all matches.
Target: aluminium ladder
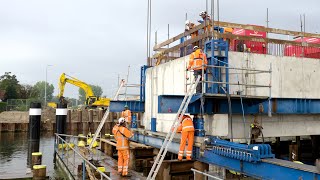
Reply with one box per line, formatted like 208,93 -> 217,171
147,75 -> 201,180
89,108 -> 110,149
89,79 -> 126,149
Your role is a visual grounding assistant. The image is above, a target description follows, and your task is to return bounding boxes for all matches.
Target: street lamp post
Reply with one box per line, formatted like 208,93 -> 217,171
45,65 -> 53,106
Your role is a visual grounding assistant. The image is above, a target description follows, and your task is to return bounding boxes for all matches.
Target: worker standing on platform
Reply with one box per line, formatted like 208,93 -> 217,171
187,46 -> 208,93
185,20 -> 199,47
112,117 -> 134,177
121,105 -> 132,127
177,114 -> 195,161
198,11 -> 212,33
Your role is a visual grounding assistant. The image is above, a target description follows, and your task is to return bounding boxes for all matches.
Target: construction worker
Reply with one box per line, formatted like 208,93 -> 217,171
177,114 -> 195,161
121,105 -> 132,126
112,117 -> 134,177
185,20 -> 199,47
187,46 -> 208,93
198,11 -> 212,33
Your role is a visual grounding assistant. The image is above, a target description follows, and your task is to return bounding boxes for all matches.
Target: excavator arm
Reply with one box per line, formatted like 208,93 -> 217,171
58,73 -> 109,107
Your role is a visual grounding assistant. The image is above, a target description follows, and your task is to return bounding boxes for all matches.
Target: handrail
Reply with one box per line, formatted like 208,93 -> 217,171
154,20 -> 320,51
54,133 -> 112,180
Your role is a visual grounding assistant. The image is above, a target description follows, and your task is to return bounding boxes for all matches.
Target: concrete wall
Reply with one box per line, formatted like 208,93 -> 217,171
142,52 -> 320,138
228,52 -> 320,98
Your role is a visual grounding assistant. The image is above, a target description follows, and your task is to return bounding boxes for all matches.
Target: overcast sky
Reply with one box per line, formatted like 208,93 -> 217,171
0,0 -> 319,99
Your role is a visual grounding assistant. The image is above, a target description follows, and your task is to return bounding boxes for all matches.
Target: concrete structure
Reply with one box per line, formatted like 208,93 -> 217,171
143,51 -> 320,139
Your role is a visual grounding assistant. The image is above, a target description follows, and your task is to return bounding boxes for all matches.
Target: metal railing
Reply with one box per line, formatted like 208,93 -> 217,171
191,168 -> 223,180
54,133 -> 111,180
186,63 -> 272,97
6,99 -> 31,111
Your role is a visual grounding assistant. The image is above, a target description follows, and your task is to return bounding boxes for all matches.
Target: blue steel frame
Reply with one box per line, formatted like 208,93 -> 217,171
131,133 -> 320,179
158,94 -> 320,115
199,152 -> 320,180
140,65 -> 149,102
204,39 -> 229,94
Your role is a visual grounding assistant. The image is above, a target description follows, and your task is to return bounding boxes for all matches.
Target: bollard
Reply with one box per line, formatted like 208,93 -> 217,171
56,103 -> 67,140
28,102 -> 41,141
132,114 -> 137,128
78,134 -> 86,147
32,152 -> 42,167
193,116 -> 205,137
33,165 -> 46,180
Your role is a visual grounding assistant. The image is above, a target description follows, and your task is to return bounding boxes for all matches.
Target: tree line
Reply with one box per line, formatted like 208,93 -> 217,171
0,72 -> 54,102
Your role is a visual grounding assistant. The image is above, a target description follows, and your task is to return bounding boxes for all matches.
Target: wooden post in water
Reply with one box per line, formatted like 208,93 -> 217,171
33,165 -> 46,180
32,152 -> 42,167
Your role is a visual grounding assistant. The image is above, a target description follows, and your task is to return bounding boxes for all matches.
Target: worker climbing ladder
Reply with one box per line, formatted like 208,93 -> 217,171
147,75 -> 201,180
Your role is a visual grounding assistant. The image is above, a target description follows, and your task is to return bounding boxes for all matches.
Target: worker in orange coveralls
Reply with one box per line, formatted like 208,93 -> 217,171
177,114 -> 195,161
185,20 -> 199,47
112,117 -> 134,177
121,105 -> 132,127
187,46 -> 208,93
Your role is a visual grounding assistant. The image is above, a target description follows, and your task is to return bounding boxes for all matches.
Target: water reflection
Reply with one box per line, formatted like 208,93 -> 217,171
27,140 -> 40,168
0,132 -> 57,178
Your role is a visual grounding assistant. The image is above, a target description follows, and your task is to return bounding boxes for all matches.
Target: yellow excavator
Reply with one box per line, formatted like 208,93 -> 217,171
58,73 -> 110,107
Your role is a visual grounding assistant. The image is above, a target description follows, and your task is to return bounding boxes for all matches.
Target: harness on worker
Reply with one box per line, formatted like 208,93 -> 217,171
116,126 -> 128,139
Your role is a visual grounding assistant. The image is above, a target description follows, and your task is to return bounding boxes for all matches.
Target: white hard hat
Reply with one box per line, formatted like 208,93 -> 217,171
199,11 -> 207,16
118,117 -> 125,124
185,20 -> 191,25
193,46 -> 199,51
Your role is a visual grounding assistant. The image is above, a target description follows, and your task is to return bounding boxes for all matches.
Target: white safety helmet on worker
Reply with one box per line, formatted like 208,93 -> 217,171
199,11 -> 207,16
193,46 -> 199,51
118,117 -> 125,124
185,20 -> 191,26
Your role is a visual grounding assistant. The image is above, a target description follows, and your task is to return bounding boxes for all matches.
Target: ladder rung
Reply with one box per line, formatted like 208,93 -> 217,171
147,76 -> 201,179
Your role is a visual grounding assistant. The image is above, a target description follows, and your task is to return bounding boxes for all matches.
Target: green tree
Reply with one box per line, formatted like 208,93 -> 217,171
78,84 -> 103,104
17,84 -> 37,99
32,81 -> 55,102
0,72 -> 19,101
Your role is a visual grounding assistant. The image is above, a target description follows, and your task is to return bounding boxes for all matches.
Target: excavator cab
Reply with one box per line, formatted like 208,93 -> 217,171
86,96 -> 97,106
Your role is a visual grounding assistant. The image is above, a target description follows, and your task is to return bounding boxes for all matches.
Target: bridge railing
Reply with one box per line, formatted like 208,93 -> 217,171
54,133 -> 111,180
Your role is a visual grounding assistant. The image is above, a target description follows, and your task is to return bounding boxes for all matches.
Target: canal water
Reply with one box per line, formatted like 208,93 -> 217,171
0,132 -> 64,179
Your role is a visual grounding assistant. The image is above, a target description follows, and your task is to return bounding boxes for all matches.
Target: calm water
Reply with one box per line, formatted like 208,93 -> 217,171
0,132 -> 63,179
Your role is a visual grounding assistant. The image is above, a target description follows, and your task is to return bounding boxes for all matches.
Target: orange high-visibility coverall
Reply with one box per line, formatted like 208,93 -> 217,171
112,124 -> 133,176
121,109 -> 132,124
188,49 -> 208,71
177,115 -> 195,160
188,49 -> 208,93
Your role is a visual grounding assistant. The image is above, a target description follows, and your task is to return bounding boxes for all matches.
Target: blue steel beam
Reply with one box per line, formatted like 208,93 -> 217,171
132,133 -> 181,154
199,151 -> 320,180
132,132 -> 320,179
158,95 -> 320,114
109,101 -> 145,112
